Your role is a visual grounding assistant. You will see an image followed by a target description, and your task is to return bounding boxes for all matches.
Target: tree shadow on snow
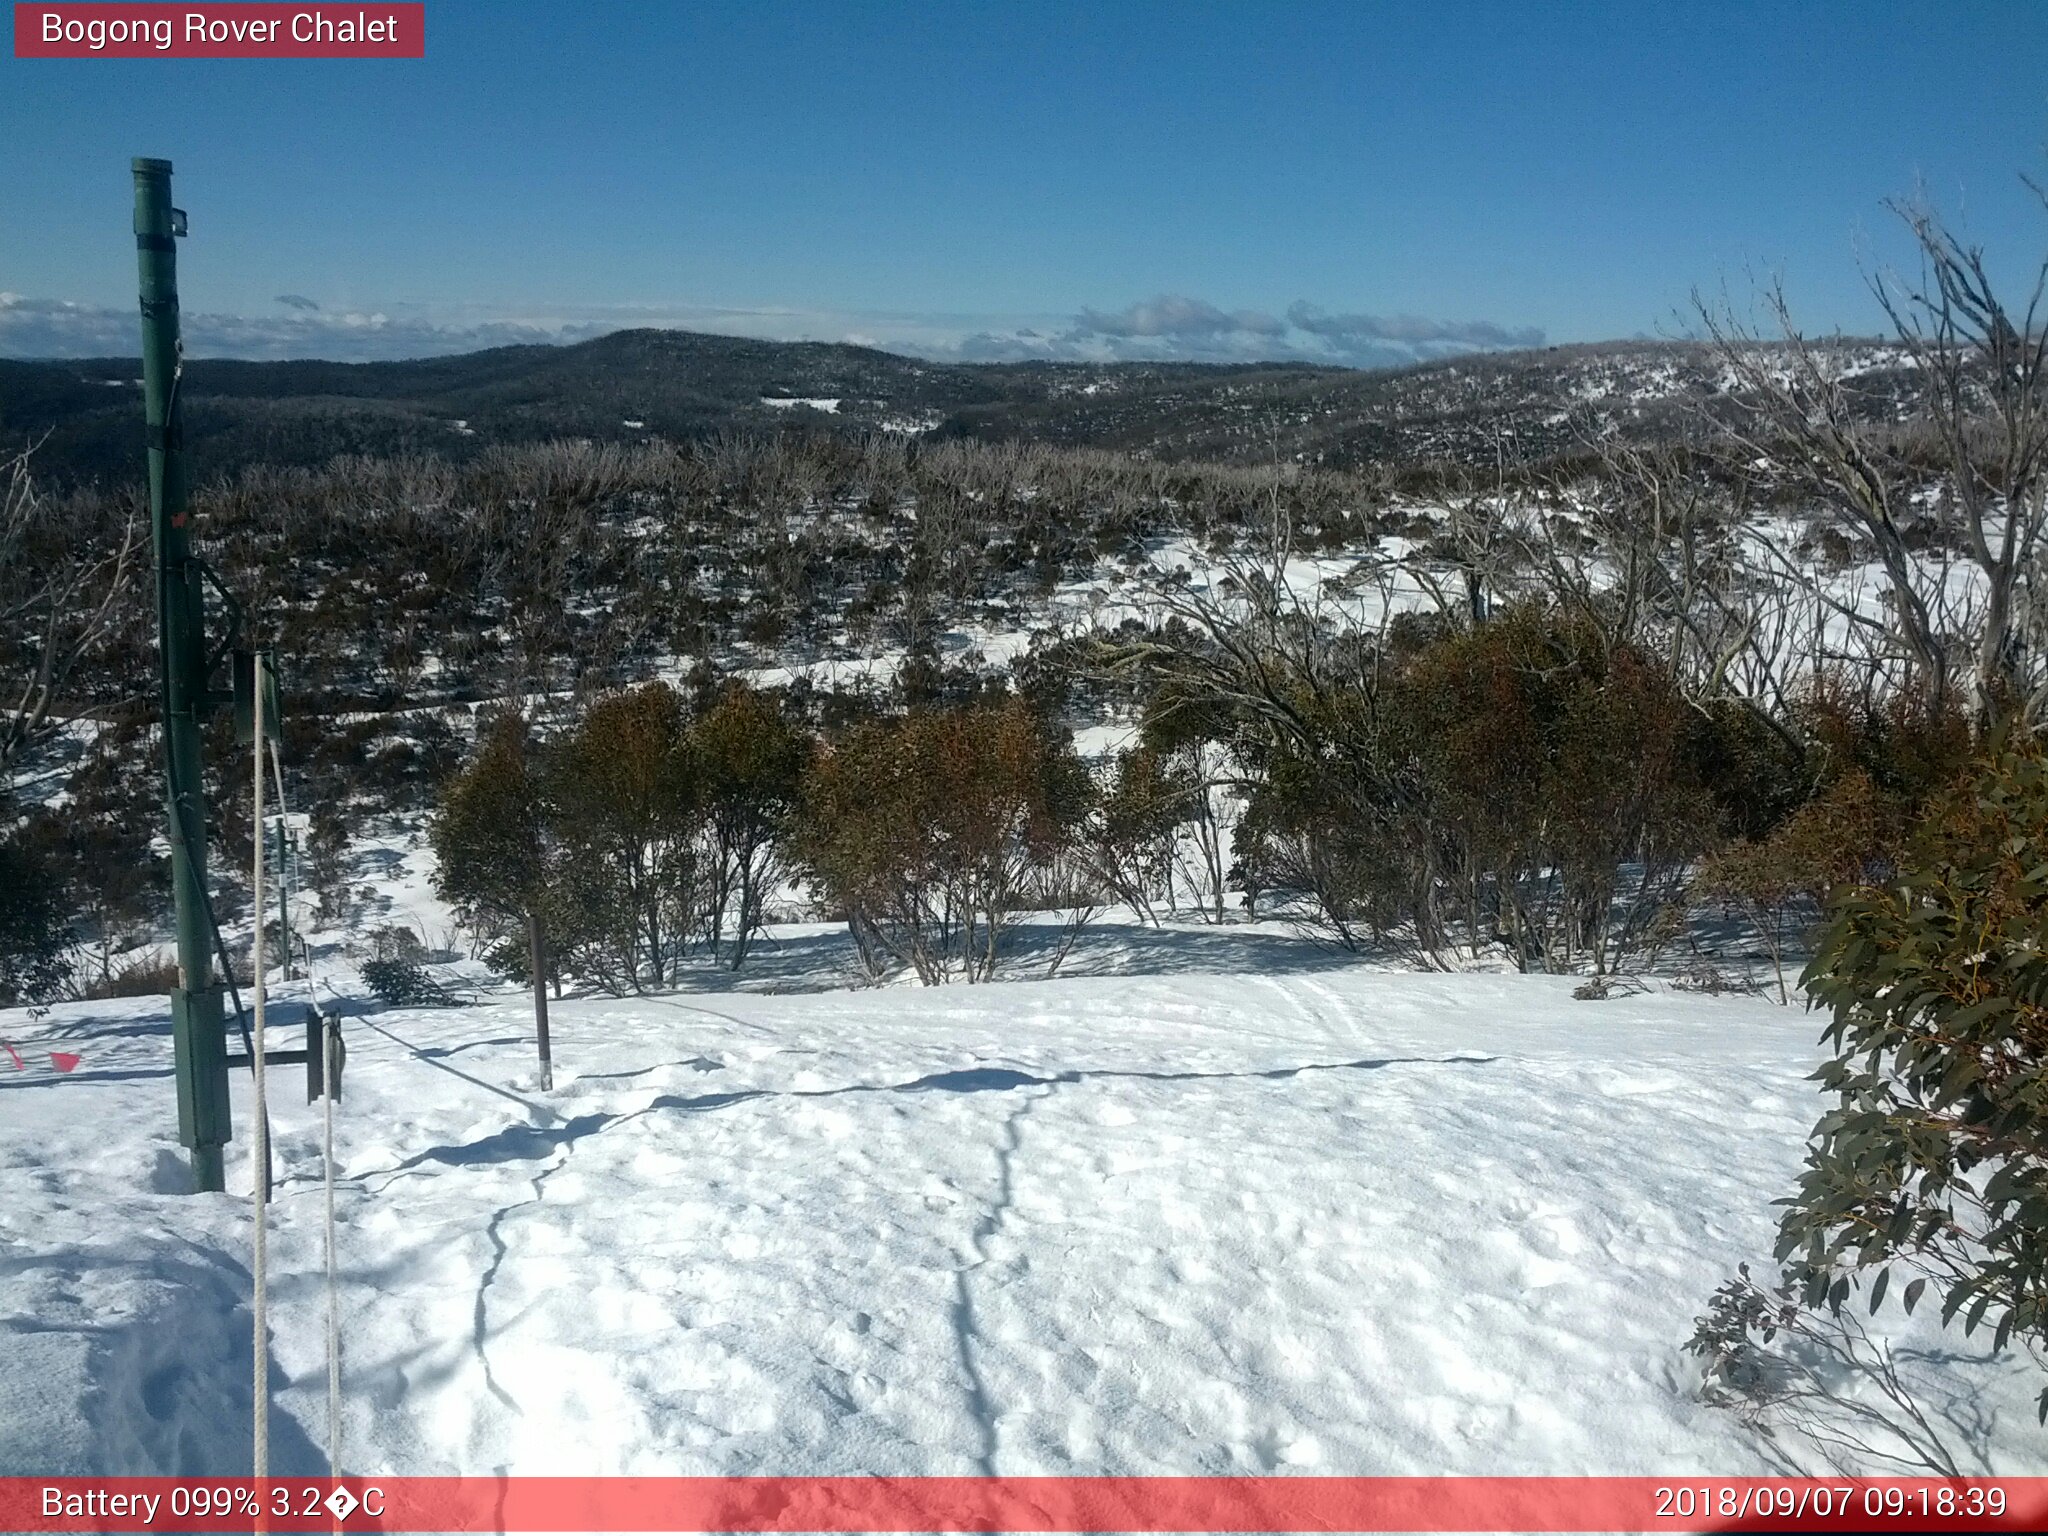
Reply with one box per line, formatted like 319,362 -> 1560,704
357,1053 -> 1496,1185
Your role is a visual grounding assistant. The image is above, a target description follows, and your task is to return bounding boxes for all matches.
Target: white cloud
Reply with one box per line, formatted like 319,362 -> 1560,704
1073,296 -> 1288,340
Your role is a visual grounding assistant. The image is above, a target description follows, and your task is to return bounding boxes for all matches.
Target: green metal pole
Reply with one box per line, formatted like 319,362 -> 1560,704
136,157 -> 231,1193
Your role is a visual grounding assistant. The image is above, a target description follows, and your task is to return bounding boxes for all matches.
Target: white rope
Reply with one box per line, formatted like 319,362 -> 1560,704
267,736 -> 341,1479
250,659 -> 272,1478
270,741 -> 294,981
323,1023 -> 340,1479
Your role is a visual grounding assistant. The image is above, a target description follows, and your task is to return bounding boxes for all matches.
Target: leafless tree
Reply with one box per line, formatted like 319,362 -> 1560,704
1545,434 -> 1832,761
1695,181 -> 2048,721
0,445 -> 140,784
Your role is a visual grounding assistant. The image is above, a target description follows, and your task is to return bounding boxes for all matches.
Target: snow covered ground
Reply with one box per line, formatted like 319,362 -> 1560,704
5,943 -> 2046,1482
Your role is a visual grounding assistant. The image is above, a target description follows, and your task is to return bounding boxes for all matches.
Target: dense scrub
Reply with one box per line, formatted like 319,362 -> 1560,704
396,595 -> 1990,998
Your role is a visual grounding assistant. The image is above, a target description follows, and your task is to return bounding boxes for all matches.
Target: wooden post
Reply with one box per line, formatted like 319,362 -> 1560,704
527,908 -> 553,1091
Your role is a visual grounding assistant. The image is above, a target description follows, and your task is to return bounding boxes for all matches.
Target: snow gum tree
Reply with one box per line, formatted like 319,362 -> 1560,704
546,682 -> 701,990
1397,607 -> 1716,972
1080,744 -> 1191,926
1201,601 -> 1717,970
1137,695 -> 1243,924
799,700 -> 1090,983
692,684 -> 808,969
429,711 -> 559,1088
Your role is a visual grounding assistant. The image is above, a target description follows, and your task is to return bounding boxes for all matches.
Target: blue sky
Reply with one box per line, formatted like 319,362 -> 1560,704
3,1 -> 2045,364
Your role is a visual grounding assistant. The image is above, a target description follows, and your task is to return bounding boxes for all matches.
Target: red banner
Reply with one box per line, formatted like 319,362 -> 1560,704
13,4 -> 424,58
1,1477 -> 2044,1533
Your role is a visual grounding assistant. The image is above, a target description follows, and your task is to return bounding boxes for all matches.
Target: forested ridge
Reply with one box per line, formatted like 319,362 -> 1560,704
0,328 -> 1928,485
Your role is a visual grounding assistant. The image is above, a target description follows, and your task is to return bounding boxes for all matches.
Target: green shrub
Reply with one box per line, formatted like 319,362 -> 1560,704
0,830 -> 74,1005
1774,729 -> 2048,1420
367,924 -> 427,963
83,955 -> 180,999
361,955 -> 449,1007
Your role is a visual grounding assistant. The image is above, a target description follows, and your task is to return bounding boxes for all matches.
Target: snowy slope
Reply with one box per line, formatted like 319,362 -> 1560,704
2,961 -> 2043,1479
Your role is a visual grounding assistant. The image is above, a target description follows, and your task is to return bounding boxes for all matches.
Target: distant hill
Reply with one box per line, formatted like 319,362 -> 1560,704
0,328 -> 1913,484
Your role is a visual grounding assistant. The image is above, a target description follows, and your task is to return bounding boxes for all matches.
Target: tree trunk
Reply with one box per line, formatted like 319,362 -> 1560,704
729,860 -> 759,971
527,907 -> 555,1091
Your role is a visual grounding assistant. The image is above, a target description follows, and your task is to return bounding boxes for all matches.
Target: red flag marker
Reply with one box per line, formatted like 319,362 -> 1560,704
50,1051 -> 81,1073
0,1040 -> 22,1071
